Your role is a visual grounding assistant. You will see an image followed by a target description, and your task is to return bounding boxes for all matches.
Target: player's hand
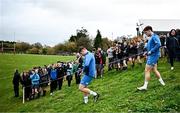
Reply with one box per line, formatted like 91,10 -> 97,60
147,51 -> 151,55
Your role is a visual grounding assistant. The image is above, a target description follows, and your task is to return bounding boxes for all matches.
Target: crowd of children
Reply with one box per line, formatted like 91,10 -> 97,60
107,36 -> 147,71
12,55 -> 83,101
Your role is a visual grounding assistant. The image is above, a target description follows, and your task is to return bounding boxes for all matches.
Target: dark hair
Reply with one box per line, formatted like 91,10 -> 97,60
143,26 -> 153,31
169,29 -> 177,37
78,46 -> 85,53
15,69 -> 18,73
176,29 -> 180,35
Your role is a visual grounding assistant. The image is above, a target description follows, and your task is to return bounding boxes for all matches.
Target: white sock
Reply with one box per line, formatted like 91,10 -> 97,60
89,90 -> 97,96
143,80 -> 148,88
84,96 -> 88,104
159,77 -> 165,85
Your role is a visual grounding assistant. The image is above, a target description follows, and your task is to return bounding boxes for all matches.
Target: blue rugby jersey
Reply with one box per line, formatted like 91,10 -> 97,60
83,51 -> 96,77
147,33 -> 161,57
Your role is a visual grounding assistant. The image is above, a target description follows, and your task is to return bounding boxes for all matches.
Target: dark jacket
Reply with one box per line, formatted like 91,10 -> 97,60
57,67 -> 64,78
12,71 -> 22,86
95,51 -> 103,64
166,36 -> 179,50
22,74 -> 31,87
129,45 -> 137,55
160,37 -> 166,46
102,51 -> 106,64
78,57 -> 83,68
118,51 -> 123,60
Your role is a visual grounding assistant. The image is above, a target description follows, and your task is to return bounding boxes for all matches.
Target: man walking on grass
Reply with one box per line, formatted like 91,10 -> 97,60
79,47 -> 100,104
137,26 -> 165,90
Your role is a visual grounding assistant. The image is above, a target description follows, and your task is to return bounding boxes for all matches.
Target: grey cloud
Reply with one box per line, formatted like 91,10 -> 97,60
0,0 -> 180,46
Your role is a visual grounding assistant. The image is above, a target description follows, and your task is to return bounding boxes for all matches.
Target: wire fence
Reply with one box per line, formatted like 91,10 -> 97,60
21,51 -> 147,103
108,52 -> 145,65
22,74 -> 69,103
15,46 -> 166,103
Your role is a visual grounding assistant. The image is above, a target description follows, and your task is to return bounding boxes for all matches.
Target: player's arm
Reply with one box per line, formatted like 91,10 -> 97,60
83,55 -> 91,74
149,36 -> 161,54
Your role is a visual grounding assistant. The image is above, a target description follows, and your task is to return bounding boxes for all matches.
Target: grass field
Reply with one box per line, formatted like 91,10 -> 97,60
0,54 -> 179,112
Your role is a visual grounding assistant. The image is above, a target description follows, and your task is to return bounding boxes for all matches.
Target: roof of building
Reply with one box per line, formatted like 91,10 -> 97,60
139,19 -> 180,32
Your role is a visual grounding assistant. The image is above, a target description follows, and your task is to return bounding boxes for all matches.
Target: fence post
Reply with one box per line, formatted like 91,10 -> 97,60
23,87 -> 25,104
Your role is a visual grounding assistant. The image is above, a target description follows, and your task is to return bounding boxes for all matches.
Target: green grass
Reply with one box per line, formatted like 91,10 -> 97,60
0,54 -> 74,112
0,54 -> 179,112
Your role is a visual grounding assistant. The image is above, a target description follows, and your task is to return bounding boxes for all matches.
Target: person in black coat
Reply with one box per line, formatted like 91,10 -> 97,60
12,69 -> 22,97
22,71 -> 31,100
159,34 -> 166,57
75,54 -> 83,84
113,46 -> 119,70
122,42 -> 129,70
95,48 -> 105,77
176,29 -> 180,61
128,43 -> 137,68
117,48 -> 123,70
57,63 -> 64,90
166,29 -> 179,70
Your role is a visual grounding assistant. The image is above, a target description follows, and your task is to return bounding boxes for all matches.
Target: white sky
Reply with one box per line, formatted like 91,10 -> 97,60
139,19 -> 180,31
0,0 -> 180,46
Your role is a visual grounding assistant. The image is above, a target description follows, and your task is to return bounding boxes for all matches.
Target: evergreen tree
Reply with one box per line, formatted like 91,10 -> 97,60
94,29 -> 102,49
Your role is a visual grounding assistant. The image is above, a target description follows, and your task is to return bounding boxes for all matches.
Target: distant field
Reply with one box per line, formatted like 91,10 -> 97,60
0,54 -> 179,112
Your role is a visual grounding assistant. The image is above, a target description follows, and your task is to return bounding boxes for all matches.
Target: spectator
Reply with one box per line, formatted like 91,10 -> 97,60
30,69 -> 40,98
166,29 -> 179,70
95,48 -> 104,78
107,46 -> 114,71
22,71 -> 31,100
122,42 -> 129,70
39,67 -> 48,96
128,42 -> 137,68
176,29 -> 180,61
77,53 -> 83,69
50,65 -> 57,95
66,62 -> 73,87
159,34 -> 166,58
75,68 -> 82,84
101,49 -> 106,73
136,40 -> 144,66
113,46 -> 119,70
57,63 -> 64,90
75,54 -> 83,84
117,47 -> 123,70
12,69 -> 22,97
92,48 -> 96,55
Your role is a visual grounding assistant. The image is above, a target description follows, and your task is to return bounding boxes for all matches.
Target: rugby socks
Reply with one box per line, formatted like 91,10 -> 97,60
143,80 -> 148,88
89,90 -> 97,96
84,96 -> 88,104
137,80 -> 148,90
159,77 -> 165,86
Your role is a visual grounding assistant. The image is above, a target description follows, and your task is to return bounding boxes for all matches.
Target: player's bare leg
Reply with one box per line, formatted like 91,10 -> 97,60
153,64 -> 165,86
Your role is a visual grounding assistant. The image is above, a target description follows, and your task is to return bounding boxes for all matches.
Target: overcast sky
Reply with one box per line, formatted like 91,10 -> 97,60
0,0 -> 180,46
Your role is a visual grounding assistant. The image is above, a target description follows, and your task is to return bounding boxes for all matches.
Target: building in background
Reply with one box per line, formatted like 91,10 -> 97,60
138,19 -> 180,35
